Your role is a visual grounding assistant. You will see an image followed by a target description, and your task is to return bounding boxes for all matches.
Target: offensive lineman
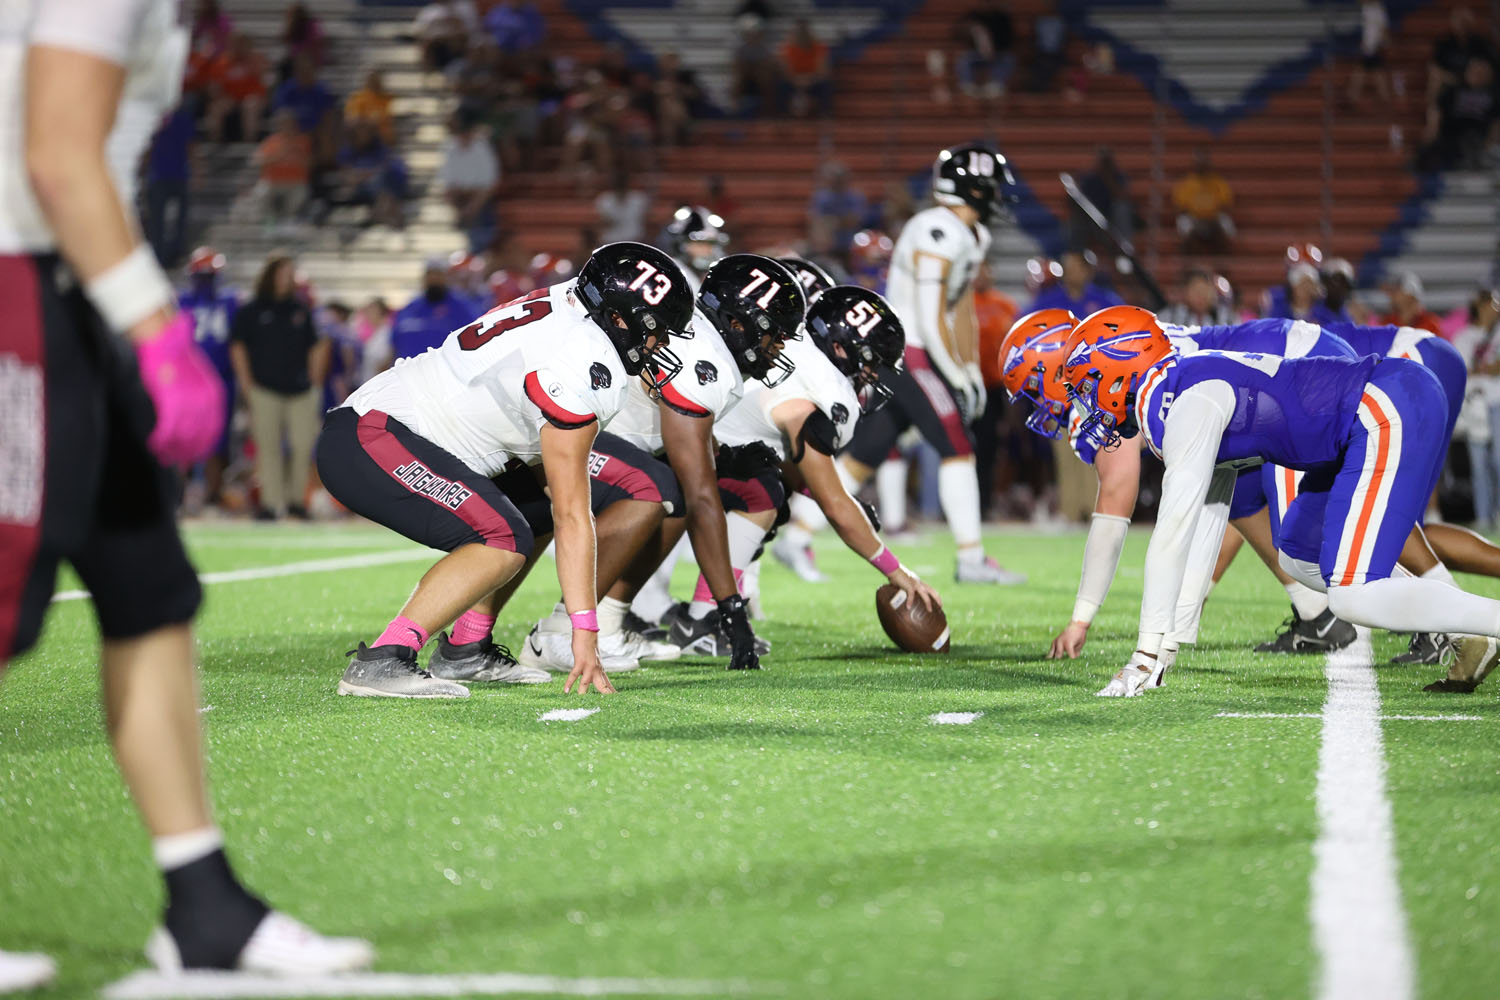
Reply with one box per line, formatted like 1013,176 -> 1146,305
0,0 -> 370,988
841,144 -> 1025,584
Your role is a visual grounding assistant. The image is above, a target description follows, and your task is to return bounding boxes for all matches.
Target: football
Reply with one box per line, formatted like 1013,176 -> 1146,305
875,583 -> 951,654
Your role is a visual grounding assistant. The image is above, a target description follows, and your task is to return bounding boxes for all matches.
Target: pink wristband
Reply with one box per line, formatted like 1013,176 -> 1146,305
569,610 -> 600,632
869,545 -> 900,575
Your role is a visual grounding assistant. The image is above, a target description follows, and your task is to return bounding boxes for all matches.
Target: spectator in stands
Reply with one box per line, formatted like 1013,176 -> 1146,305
1173,148 -> 1236,253
230,252 -> 328,521
955,0 -> 1014,99
144,102 -> 197,268
205,33 -> 269,142
256,110 -> 312,229
191,0 -> 234,59
1348,0 -> 1392,107
439,105 -> 501,252
559,72 -> 620,189
654,52 -> 706,144
485,0 -> 545,53
345,71 -> 395,145
272,56 -> 339,200
1420,56 -> 1499,171
1321,257 -> 1357,322
319,302 -> 362,411
595,170 -> 650,243
1261,263 -> 1328,322
808,161 -> 866,254
1069,145 -> 1134,251
1428,7 -> 1496,105
279,2 -> 326,82
390,259 -> 483,362
1381,271 -> 1444,335
705,174 -> 740,225
414,0 -> 478,73
1028,2 -> 1068,93
356,298 -> 394,381
335,120 -> 409,231
780,18 -> 832,117
1029,249 -> 1123,316
731,20 -> 781,116
1159,267 -> 1234,327
1454,287 -> 1500,526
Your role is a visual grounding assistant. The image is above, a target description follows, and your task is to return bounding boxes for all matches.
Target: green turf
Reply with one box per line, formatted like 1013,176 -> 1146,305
3,522 -> 1498,999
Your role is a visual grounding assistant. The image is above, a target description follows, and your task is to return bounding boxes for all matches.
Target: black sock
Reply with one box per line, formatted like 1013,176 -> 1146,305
162,849 -> 270,969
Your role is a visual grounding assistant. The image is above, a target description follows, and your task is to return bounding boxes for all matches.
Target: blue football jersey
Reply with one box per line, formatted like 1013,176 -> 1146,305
1136,350 -> 1381,470
1164,318 -> 1357,361
179,288 -> 238,375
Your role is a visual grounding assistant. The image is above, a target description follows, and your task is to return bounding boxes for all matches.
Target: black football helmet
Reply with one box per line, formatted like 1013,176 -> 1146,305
575,241 -> 693,393
805,285 -> 905,410
932,143 -> 1019,224
663,205 -> 729,273
777,256 -> 836,302
698,254 -> 807,387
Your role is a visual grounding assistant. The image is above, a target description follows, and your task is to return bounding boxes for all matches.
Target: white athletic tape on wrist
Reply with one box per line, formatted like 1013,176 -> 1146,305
84,244 -> 175,333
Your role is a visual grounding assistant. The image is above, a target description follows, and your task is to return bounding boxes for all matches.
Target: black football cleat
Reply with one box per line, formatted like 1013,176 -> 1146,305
663,602 -> 770,656
1253,609 -> 1356,654
1391,632 -> 1444,665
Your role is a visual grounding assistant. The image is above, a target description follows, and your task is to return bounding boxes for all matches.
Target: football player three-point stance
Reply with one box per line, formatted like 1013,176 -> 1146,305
0,0 -> 371,990
778,145 -> 1028,587
1054,307 -> 1500,698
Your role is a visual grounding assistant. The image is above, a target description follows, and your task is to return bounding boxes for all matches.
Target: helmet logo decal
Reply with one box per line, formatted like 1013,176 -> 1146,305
1095,330 -> 1160,361
590,362 -> 612,389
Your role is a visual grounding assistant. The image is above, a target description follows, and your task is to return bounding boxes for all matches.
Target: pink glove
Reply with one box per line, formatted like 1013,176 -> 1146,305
133,311 -> 227,466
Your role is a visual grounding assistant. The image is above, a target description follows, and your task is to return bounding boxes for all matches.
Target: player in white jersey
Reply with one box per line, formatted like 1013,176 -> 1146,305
661,205 -> 728,294
316,242 -> 693,700
841,144 -> 1026,584
0,0 -> 372,986
518,255 -> 808,672
699,285 -> 943,619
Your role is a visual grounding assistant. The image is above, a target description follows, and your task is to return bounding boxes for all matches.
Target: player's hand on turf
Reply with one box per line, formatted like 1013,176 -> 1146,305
134,311 -> 226,466
717,594 -> 761,671
566,632 -> 615,694
891,566 -> 942,612
1048,621 -> 1090,659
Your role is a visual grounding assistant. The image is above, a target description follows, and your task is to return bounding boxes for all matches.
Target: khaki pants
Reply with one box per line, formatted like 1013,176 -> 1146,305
248,385 -> 319,513
1052,438 -> 1098,524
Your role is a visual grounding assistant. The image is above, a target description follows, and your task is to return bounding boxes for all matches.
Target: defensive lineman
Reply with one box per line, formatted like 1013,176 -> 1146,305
0,0 -> 370,988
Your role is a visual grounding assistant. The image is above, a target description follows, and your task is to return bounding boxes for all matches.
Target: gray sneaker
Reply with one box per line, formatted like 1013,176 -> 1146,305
337,643 -> 469,699
428,633 -> 551,684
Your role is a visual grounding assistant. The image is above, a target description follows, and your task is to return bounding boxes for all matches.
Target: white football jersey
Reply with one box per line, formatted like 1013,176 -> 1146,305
0,0 -> 186,252
607,307 -> 744,454
883,205 -> 991,353
343,280 -> 629,475
714,335 -> 860,460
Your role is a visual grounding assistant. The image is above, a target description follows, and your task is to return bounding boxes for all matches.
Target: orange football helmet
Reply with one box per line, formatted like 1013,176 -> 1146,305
998,308 -> 1079,439
1060,305 -> 1172,449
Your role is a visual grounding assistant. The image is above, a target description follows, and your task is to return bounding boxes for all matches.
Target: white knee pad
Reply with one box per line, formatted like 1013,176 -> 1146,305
1278,551 -> 1326,593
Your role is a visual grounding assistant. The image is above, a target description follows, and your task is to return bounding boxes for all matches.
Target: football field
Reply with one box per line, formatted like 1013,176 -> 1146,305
4,520 -> 1499,1000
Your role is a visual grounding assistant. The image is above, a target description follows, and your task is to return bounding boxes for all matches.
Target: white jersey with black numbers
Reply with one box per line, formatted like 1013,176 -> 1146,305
714,335 -> 860,460
883,205 -> 991,353
608,307 -> 744,454
343,280 -> 629,475
0,0 -> 187,252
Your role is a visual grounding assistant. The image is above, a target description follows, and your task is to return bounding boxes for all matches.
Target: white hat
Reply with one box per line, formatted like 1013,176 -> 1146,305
1396,271 -> 1425,299
1288,262 -> 1322,289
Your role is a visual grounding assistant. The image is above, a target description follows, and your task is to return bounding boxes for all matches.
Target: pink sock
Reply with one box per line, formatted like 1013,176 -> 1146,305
691,574 -> 714,603
451,610 -> 496,645
375,615 -> 429,651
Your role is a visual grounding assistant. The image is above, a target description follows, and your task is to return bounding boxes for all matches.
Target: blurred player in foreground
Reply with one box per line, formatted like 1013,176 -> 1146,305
0,0 -> 372,989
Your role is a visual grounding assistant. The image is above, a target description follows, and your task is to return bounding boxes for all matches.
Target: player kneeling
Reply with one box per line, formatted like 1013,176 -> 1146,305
1060,308 -> 1500,698
317,242 -> 693,698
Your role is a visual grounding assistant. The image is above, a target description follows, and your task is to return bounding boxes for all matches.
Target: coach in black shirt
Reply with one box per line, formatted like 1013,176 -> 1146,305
230,252 -> 329,519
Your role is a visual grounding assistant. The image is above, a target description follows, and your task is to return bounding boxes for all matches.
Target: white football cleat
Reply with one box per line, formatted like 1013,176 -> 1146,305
518,626 -> 640,673
0,950 -> 55,992
771,534 -> 827,583
145,911 -> 374,976
954,554 -> 1027,585
1096,652 -> 1165,698
609,627 -> 681,662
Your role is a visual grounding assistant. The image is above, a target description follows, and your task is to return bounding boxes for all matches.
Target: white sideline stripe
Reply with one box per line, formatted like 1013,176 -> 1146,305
539,708 -> 600,722
1311,628 -> 1415,1000
1216,712 -> 1481,722
102,971 -> 765,999
51,549 -> 433,603
928,712 -> 982,725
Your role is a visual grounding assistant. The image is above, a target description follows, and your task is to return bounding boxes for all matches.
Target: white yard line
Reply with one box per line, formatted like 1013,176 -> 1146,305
1216,712 -> 1481,722
51,549 -> 434,603
1310,628 -> 1415,1000
102,971 -> 765,999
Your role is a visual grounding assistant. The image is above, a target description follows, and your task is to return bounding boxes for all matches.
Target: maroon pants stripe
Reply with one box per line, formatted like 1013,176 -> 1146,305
718,475 -> 776,514
355,410 -> 518,550
591,449 -> 664,505
905,348 -> 972,457
0,257 -> 46,660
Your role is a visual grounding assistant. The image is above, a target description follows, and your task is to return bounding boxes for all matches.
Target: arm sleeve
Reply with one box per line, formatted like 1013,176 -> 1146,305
1165,466 -> 1237,646
1137,380 -> 1235,653
29,0 -> 149,63
1072,512 -> 1131,624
